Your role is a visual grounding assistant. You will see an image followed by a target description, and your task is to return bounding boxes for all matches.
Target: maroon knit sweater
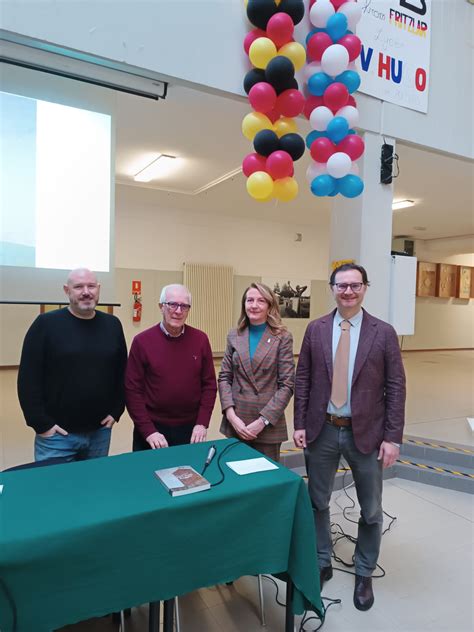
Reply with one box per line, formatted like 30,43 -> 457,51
125,324 -> 217,440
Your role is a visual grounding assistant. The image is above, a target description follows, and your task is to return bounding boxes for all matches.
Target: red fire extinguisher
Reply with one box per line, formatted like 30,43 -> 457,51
133,294 -> 142,322
132,281 -> 142,323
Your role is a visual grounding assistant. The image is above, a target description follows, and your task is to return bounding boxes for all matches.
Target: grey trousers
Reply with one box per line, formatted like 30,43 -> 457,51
304,423 -> 383,577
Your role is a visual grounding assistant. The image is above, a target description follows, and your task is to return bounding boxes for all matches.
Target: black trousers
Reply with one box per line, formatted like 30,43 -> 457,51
132,422 -> 194,451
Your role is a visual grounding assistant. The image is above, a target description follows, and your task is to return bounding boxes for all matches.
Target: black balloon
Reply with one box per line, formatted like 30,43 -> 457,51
279,133 -> 306,161
243,68 -> 266,94
254,130 -> 280,157
265,56 -> 295,93
277,0 -> 305,25
246,0 -> 278,30
276,77 -> 299,95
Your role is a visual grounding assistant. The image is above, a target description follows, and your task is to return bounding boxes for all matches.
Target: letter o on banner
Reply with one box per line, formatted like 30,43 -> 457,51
415,68 -> 427,92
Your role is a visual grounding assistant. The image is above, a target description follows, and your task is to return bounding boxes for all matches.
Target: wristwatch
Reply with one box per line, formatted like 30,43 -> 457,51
391,442 -> 400,448
261,416 -> 271,427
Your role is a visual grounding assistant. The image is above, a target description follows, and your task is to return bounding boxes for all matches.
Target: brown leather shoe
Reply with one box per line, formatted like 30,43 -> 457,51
319,565 -> 333,588
353,575 -> 374,610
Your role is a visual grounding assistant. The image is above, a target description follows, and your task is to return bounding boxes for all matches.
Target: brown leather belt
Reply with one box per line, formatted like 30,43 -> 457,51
326,413 -> 352,427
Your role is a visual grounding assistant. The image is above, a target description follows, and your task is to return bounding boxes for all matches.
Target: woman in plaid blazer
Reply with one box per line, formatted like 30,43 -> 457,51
218,283 -> 295,462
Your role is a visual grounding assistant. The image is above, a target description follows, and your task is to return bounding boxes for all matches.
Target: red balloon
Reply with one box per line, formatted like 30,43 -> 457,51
266,13 -> 294,48
266,150 -> 294,180
330,0 -> 349,9
307,32 -> 333,62
337,134 -> 365,160
310,138 -> 336,163
339,35 -> 362,61
249,82 -> 277,113
276,89 -> 305,117
243,28 -> 266,55
242,152 -> 267,177
347,95 -> 357,108
267,108 -> 280,124
303,95 -> 324,120
323,82 -> 349,111
309,0 -> 317,7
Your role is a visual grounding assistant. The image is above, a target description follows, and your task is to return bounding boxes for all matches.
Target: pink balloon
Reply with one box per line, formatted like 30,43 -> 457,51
338,34 -> 362,62
266,150 -> 294,180
243,28 -> 266,55
310,137 -> 336,163
304,95 -> 324,120
276,89 -> 305,117
242,153 -> 267,177
337,134 -> 365,161
249,82 -> 277,113
266,13 -> 294,48
323,82 -> 349,111
307,32 -> 333,62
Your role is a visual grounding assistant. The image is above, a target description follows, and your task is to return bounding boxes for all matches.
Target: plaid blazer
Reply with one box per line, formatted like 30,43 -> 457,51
218,326 -> 295,444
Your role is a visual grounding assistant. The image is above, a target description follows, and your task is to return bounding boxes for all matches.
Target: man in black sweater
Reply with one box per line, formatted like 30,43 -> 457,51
18,268 -> 127,462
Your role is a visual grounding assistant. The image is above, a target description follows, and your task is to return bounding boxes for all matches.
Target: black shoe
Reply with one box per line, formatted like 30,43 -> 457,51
319,565 -> 333,588
353,575 -> 374,611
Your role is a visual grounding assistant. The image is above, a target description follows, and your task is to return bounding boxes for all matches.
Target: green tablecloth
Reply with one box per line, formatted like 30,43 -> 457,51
0,439 -> 322,631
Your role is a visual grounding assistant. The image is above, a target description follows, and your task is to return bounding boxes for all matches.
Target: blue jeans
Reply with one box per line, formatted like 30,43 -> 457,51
35,427 -> 112,462
304,422 -> 383,577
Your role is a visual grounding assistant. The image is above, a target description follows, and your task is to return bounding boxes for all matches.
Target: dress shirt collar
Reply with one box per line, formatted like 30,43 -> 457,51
334,308 -> 363,328
160,321 -> 185,338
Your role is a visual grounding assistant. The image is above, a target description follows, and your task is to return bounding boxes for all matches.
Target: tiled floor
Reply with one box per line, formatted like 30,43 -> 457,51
59,477 -> 473,632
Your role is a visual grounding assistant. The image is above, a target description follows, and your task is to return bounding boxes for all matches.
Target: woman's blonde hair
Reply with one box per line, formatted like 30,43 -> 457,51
237,282 -> 287,335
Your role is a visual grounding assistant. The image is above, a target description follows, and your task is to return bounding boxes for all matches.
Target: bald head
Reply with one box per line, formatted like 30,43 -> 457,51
64,268 -> 100,319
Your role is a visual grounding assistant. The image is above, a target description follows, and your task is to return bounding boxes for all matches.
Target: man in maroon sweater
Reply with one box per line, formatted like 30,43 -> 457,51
125,284 -> 217,450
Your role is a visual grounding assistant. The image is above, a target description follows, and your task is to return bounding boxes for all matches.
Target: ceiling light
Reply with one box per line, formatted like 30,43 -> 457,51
134,155 -> 177,182
392,199 -> 415,211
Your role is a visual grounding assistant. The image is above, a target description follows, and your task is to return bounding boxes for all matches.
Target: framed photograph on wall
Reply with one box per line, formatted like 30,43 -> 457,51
416,262 -> 437,297
436,264 -> 457,298
263,278 -> 311,318
456,266 -> 472,300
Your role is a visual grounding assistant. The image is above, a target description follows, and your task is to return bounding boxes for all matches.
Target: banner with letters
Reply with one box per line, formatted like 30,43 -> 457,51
357,0 -> 432,113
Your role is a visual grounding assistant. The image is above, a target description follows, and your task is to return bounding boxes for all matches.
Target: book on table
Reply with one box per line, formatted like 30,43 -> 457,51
155,465 -> 210,497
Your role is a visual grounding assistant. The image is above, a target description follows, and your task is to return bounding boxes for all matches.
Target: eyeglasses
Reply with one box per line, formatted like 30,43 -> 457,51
333,283 -> 364,293
162,301 -> 191,312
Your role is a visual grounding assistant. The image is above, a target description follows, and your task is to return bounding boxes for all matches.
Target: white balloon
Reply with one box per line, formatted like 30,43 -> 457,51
306,161 -> 328,183
309,0 -> 335,28
303,61 -> 322,83
310,106 -> 334,132
321,44 -> 350,77
336,105 -> 359,128
338,1 -> 363,32
349,162 -> 360,176
327,152 -> 352,178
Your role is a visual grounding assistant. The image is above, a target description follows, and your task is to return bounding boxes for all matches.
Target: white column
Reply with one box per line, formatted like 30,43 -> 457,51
329,131 -> 395,321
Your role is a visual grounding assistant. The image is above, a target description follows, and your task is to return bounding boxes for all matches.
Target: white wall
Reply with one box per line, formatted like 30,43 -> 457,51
402,241 -> 474,350
2,0 -> 472,159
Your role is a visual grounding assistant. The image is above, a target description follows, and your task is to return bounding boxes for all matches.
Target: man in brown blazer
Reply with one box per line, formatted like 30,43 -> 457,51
294,264 -> 405,611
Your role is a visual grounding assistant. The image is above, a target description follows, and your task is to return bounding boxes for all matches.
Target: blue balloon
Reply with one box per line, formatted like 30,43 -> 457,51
311,175 -> 337,197
306,130 -> 327,149
326,117 -> 350,143
339,174 -> 364,198
306,28 -> 327,45
348,129 -> 356,135
336,70 -> 361,94
326,13 -> 348,42
308,72 -> 333,97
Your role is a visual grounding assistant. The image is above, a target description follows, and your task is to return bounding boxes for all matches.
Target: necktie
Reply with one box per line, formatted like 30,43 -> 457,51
330,320 -> 351,409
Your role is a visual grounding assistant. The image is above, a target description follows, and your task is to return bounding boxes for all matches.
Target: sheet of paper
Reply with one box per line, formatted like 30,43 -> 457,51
467,417 -> 474,432
0,484 -> 3,494
226,457 -> 278,475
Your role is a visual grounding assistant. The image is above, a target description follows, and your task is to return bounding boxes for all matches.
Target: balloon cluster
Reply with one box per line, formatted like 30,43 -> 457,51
242,0 -> 306,202
303,0 -> 365,198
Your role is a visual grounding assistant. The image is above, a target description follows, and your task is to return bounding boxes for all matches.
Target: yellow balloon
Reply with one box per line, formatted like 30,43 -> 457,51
278,43 -> 306,72
274,177 -> 298,202
247,171 -> 274,200
242,112 -> 273,141
255,192 -> 274,203
249,37 -> 277,70
273,117 -> 298,138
